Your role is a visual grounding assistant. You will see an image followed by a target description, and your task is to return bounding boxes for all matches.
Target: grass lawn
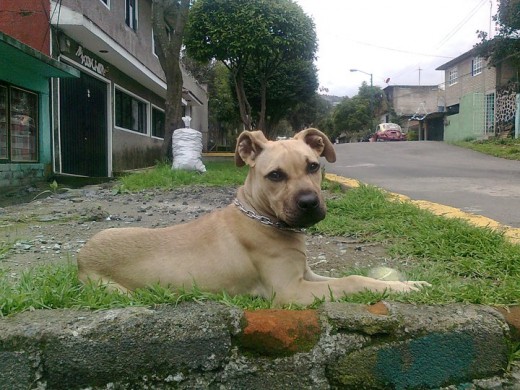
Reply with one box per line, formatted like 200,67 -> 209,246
1,158 -> 520,316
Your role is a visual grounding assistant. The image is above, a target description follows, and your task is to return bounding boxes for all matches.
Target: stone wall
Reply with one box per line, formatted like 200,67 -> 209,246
0,301 -> 515,389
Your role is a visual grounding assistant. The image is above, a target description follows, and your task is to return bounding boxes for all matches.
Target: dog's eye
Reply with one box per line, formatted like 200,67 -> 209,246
308,162 -> 320,173
266,170 -> 286,182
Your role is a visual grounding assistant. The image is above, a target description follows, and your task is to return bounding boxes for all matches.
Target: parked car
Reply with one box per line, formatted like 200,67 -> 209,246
373,123 -> 406,141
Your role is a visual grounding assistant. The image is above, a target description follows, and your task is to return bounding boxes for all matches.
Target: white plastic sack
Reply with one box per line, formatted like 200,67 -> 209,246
172,128 -> 206,173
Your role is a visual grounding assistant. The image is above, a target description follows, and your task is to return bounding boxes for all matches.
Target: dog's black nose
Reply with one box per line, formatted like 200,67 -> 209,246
297,192 -> 319,210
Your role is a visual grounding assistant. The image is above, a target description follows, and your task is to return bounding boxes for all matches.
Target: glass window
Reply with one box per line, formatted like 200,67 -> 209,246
125,0 -> 138,31
152,106 -> 165,138
472,57 -> 483,76
485,93 -> 495,135
115,88 -> 147,134
448,67 -> 458,86
99,0 -> 110,8
9,87 -> 38,162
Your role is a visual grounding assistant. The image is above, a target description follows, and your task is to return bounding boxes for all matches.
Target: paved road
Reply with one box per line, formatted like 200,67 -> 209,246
324,141 -> 520,228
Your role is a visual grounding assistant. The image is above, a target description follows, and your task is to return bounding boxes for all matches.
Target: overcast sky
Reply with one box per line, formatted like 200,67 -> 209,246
294,0 -> 497,97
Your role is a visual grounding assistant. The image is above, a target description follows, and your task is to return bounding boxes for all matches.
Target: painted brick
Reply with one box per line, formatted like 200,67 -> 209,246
238,309 -> 320,356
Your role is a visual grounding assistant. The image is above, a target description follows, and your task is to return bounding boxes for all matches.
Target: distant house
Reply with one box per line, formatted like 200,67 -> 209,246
436,49 -> 498,142
0,0 -> 208,185
382,85 -> 445,140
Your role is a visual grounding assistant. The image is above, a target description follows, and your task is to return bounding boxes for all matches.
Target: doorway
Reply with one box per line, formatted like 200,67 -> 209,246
59,71 -> 108,176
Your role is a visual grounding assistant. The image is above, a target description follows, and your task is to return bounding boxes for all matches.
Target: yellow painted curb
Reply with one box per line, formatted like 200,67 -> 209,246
325,173 -> 520,244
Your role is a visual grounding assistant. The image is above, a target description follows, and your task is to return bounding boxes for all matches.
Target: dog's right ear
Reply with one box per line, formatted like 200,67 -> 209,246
235,130 -> 269,167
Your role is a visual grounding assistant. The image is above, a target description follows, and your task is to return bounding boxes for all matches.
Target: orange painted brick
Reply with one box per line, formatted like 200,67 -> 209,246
495,306 -> 520,340
366,301 -> 389,316
238,309 -> 320,356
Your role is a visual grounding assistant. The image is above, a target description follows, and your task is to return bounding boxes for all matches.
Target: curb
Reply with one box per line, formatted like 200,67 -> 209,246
0,302 -> 514,389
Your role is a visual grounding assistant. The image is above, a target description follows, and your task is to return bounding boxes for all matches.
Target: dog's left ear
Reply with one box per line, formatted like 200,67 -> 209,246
235,130 -> 269,167
294,128 -> 336,163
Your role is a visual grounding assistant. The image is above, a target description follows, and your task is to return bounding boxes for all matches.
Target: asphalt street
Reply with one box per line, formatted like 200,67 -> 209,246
324,141 -> 520,228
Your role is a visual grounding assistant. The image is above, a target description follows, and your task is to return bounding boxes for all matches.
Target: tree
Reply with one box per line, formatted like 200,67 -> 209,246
244,58 -> 318,136
475,0 -> 520,69
184,0 -> 317,132
331,82 -> 385,141
152,0 -> 191,160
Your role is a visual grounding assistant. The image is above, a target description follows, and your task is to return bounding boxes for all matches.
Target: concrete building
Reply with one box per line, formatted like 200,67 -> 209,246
382,85 -> 445,141
436,49 -> 497,142
0,0 -> 208,184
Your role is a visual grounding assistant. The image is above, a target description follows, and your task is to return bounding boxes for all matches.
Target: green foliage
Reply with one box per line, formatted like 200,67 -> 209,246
185,0 -> 317,130
331,82 -> 385,140
475,0 -> 520,69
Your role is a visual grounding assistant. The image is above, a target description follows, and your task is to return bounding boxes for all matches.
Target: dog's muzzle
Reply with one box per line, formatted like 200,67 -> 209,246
285,191 -> 326,228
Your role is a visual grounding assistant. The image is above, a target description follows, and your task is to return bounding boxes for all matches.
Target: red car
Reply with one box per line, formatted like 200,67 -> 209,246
372,123 -> 406,141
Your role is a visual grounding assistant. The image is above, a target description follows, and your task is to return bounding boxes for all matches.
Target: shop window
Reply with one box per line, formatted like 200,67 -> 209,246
0,85 -> 38,162
125,0 -> 138,31
115,88 -> 147,134
152,106 -> 165,139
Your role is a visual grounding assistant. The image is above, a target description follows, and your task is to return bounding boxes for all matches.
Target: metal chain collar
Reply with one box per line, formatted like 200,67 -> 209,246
233,198 -> 305,233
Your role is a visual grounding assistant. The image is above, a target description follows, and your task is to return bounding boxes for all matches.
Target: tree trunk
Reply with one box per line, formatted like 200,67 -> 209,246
233,71 -> 252,130
257,79 -> 268,132
152,0 -> 190,161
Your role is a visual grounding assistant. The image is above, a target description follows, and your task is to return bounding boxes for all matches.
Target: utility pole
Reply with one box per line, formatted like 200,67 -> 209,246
418,66 -> 422,86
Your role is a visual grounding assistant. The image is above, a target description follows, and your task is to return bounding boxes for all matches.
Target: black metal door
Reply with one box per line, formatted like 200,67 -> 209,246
60,72 -> 108,176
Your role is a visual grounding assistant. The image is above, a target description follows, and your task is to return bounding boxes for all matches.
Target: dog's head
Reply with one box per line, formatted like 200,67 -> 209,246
235,128 -> 336,228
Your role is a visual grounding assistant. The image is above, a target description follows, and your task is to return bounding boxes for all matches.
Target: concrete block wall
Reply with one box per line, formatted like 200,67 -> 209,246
0,301 -> 516,389
0,163 -> 45,188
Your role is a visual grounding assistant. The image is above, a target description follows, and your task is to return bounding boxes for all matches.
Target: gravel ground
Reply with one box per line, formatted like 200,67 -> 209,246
0,184 -> 400,280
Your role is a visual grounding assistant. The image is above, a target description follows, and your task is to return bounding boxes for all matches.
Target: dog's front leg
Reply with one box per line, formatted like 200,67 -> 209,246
275,276 -> 430,306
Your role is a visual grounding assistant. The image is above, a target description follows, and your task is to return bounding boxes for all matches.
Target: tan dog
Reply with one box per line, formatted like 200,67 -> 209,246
78,128 -> 429,305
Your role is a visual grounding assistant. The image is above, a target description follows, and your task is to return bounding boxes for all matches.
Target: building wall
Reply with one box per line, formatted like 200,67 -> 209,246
443,94 -> 484,142
443,56 -> 496,107
51,0 -> 208,175
385,85 -> 441,117
59,0 -> 163,78
0,0 -> 50,55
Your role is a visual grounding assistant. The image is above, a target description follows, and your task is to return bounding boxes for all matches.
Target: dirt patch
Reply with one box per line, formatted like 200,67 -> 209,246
0,184 -> 397,279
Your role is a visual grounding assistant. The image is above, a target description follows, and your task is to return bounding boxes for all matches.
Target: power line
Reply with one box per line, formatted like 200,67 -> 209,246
436,0 -> 488,48
353,40 -> 454,59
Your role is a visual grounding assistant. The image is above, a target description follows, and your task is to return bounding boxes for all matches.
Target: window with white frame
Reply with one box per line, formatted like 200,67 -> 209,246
472,57 -> 483,76
115,88 -> 148,134
99,0 -> 110,8
125,0 -> 138,31
151,106 -> 165,138
448,67 -> 458,86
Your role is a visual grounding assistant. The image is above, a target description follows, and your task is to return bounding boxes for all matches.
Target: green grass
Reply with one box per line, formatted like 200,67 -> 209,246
454,137 -> 520,160
117,161 -> 248,191
313,184 -> 520,306
1,162 -> 520,316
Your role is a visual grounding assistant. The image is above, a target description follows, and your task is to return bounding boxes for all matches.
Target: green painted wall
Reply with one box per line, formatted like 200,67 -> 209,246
0,60 -> 52,185
444,94 -> 486,142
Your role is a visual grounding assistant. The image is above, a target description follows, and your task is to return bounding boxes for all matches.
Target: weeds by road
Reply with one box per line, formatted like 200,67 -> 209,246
1,161 -> 520,316
454,137 -> 520,160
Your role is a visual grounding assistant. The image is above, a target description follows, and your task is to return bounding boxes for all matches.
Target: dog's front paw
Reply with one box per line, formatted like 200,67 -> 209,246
387,280 -> 431,292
